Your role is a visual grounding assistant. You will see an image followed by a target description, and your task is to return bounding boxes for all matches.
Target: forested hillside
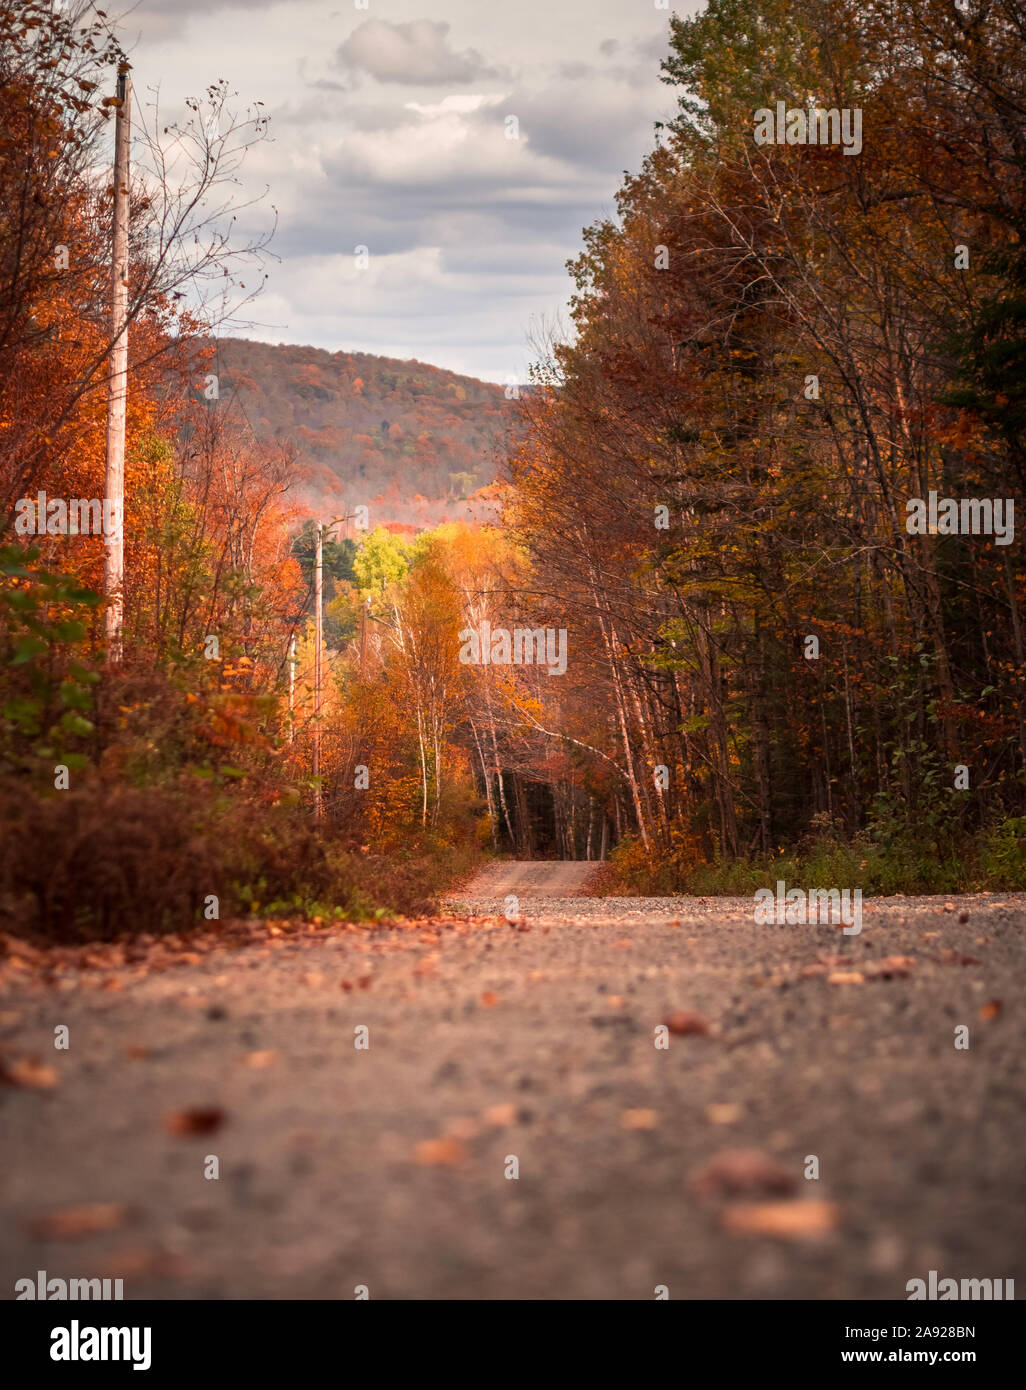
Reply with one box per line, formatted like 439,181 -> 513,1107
211,339 -> 512,521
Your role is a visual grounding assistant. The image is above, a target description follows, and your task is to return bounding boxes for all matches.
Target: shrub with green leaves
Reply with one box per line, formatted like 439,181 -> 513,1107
0,545 -> 102,774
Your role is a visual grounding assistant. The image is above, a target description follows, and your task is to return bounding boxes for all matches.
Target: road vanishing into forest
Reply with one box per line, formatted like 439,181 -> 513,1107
2,873 -> 1024,1300
456,859 -> 601,901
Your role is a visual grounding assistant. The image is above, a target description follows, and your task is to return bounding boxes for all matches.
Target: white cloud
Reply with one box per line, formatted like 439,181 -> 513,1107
335,19 -> 505,86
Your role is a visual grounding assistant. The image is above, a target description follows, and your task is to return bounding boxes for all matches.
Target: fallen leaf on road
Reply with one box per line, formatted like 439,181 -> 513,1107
482,1103 -> 517,1127
241,1050 -> 277,1069
689,1149 -> 796,1197
932,950 -> 980,966
621,1108 -> 658,1130
163,1107 -> 225,1137
29,1202 -> 130,1240
827,971 -> 864,985
863,956 -> 915,980
706,1103 -> 742,1125
480,991 -> 499,1007
721,1199 -> 839,1239
0,1055 -> 58,1088
979,999 -> 1002,1021
414,1138 -> 466,1166
662,1010 -> 710,1036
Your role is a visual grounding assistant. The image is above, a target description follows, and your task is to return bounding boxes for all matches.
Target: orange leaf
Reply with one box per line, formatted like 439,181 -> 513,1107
706,1103 -> 742,1125
482,1103 -> 517,1127
0,1056 -> 58,1089
720,1200 -> 839,1240
29,1203 -> 130,1240
414,1138 -> 466,1166
621,1108 -> 658,1130
241,1050 -> 277,1068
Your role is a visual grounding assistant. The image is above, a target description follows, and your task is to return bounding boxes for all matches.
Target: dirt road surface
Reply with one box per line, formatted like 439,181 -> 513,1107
455,859 -> 600,904
1,887 -> 1024,1300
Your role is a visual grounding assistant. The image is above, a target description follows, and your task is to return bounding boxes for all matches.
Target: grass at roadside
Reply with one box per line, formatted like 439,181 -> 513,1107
592,817 -> 1026,897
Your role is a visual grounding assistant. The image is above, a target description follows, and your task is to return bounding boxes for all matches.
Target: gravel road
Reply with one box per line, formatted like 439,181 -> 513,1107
455,858 -> 600,902
1,883 -> 1023,1300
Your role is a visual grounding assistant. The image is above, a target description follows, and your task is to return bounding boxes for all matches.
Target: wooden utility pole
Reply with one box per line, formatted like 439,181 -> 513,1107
287,633 -> 296,744
103,62 -> 131,662
313,522 -> 323,818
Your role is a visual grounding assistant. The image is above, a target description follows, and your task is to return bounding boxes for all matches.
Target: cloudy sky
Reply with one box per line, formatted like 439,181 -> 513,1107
121,0 -> 700,382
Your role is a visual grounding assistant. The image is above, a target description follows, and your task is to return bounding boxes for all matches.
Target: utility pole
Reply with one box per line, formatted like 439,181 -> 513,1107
103,62 -> 131,662
313,521 -> 323,819
287,633 -> 296,744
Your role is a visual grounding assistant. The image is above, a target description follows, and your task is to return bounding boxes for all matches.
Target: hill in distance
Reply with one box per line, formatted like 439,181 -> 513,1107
212,338 -> 514,527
